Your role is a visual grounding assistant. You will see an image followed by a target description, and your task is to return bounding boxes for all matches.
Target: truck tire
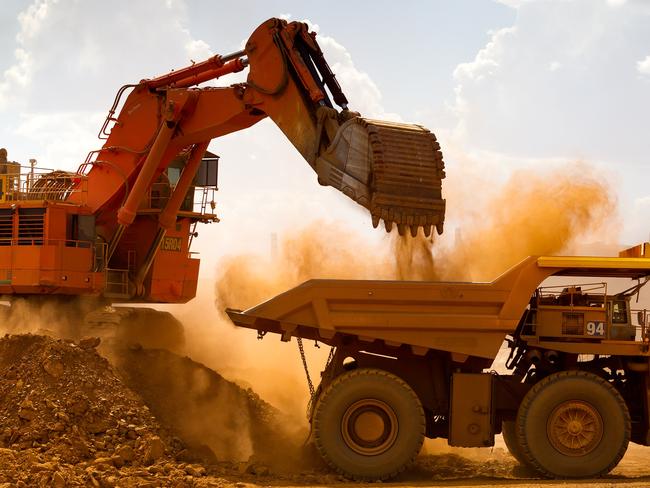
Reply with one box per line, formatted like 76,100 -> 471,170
516,370 -> 630,478
312,368 -> 425,480
502,420 -> 530,466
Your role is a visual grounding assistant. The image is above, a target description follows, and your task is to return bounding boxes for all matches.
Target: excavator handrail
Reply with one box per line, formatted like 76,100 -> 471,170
98,84 -> 137,140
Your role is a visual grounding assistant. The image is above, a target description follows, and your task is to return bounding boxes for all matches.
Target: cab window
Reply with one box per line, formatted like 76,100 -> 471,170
611,300 -> 628,324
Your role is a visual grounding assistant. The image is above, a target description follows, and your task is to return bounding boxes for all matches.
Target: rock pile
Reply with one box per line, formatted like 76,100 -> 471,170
0,333 -> 325,487
0,334 -> 165,464
0,334 -> 219,486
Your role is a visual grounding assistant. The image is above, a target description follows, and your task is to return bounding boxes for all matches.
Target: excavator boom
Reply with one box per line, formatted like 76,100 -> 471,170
0,18 -> 446,306
71,18 -> 446,241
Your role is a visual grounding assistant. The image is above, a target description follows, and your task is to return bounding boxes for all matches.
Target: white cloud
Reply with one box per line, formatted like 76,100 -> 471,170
450,26 -> 515,141
447,0 -> 650,244
16,0 -> 52,44
319,36 -> 391,118
1,48 -> 32,89
1,0 -> 214,113
0,0 -> 50,109
629,195 -> 650,241
13,111 -> 104,171
449,1 -> 650,163
453,27 -> 515,84
185,38 -> 212,61
0,0 -> 217,167
638,55 -> 650,75
494,0 -> 529,8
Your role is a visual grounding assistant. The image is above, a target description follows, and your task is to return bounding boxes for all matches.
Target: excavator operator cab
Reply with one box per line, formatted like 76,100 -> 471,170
521,283 -> 638,342
146,151 -> 219,212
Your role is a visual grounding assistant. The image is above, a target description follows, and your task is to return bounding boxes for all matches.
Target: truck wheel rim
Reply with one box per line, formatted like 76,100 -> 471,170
341,399 -> 398,456
546,400 -> 603,457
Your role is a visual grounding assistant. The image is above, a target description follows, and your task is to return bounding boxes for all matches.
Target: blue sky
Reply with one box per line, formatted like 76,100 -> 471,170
184,0 -> 516,121
0,0 -> 649,276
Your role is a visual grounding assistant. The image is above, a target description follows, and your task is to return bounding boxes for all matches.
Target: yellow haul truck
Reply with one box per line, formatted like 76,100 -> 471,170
227,243 -> 650,480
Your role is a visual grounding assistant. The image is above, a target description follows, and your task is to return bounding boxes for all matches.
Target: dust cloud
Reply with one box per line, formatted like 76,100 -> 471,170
214,163 -> 618,307
393,231 -> 437,281
432,163 -> 619,281
0,162 -> 620,469
0,298 -> 99,338
112,346 -> 304,468
215,221 -> 393,311
200,162 -> 618,458
180,223 -> 395,434
0,298 -> 303,466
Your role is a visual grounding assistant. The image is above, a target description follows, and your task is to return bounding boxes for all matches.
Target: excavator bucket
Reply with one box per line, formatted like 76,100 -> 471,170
315,118 -> 445,237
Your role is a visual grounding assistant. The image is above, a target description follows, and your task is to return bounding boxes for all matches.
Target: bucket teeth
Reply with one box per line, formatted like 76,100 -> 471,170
314,116 -> 445,237
379,220 -> 435,237
436,222 -> 444,235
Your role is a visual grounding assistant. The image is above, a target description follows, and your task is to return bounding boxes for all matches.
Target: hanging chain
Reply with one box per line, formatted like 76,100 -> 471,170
325,346 -> 335,369
297,337 -> 315,396
298,337 -> 337,420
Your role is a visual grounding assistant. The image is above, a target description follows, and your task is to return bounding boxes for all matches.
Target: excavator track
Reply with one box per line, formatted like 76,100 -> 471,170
316,117 -> 445,237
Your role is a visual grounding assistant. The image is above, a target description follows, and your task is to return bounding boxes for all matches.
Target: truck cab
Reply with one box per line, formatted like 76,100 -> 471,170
521,283 -> 638,342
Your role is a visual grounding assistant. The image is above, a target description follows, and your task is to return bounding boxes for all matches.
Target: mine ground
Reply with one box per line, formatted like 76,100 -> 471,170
1,333 -> 649,487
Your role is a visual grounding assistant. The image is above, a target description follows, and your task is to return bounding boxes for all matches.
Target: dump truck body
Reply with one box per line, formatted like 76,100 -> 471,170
228,253 -> 650,360
228,244 -> 650,480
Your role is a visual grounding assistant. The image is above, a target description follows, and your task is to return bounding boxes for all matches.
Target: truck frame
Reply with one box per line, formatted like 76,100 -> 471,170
228,242 -> 650,480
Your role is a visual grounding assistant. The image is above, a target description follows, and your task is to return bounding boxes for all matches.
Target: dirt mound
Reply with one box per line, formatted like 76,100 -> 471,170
112,346 -> 305,471
0,334 -> 228,486
0,334 -> 166,462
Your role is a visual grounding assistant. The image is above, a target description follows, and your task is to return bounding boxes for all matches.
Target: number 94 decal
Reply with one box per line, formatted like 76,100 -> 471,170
586,321 -> 605,336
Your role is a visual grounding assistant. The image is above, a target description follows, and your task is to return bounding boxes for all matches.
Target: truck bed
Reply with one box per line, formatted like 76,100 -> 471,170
227,253 -> 650,361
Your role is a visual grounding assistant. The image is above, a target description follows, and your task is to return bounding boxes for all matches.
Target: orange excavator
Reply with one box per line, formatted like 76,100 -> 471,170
0,18 -> 445,341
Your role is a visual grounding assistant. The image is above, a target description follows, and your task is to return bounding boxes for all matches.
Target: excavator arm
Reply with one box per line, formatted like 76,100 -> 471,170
68,18 -> 446,252
245,19 -> 446,237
